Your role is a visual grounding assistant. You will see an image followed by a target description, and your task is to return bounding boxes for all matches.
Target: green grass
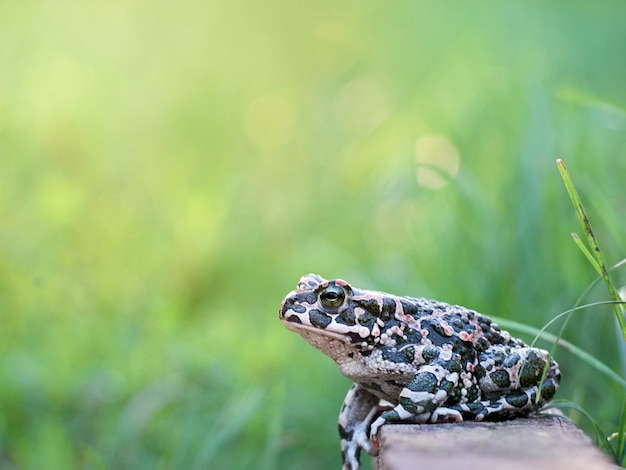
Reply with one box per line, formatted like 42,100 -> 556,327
1,1 -> 626,469
548,160 -> 626,464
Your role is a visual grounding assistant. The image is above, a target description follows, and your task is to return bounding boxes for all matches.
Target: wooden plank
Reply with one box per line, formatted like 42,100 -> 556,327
375,415 -> 614,470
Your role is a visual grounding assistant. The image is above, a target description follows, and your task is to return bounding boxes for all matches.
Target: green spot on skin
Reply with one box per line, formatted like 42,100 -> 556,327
380,297 -> 396,321
444,384 -> 462,405
340,308 -> 356,325
432,322 -> 448,337
505,391 -> 529,408
540,379 -> 557,401
465,384 -> 479,403
465,403 -> 486,416
448,359 -> 462,373
402,346 -> 415,362
422,345 -> 439,362
439,379 -> 454,395
475,337 -> 489,352
383,348 -> 413,364
358,312 -> 376,327
490,370 -> 511,388
380,409 -> 401,422
503,352 -> 521,368
358,298 -> 381,318
309,309 -> 332,328
474,364 -> 486,380
420,400 -> 438,414
399,396 -> 420,413
519,354 -> 546,388
408,372 -> 438,393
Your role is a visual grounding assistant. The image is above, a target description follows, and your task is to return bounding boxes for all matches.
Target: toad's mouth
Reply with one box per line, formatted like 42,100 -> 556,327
280,318 -> 349,343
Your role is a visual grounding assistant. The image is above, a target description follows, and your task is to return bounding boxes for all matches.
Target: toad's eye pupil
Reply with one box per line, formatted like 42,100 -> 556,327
319,285 -> 346,308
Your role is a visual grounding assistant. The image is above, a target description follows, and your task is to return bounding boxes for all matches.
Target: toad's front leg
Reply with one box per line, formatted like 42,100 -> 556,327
338,383 -> 381,470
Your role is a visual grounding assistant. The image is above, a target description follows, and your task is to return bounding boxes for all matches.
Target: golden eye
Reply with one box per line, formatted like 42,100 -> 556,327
319,284 -> 346,309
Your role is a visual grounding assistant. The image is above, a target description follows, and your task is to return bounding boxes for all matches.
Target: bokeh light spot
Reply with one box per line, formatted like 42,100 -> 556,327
414,135 -> 461,188
333,74 -> 392,133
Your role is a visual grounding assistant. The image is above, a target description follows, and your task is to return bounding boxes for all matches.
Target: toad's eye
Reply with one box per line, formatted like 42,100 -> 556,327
319,284 -> 346,309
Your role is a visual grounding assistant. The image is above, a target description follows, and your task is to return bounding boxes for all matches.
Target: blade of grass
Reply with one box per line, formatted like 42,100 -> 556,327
531,259 -> 626,400
522,299 -> 625,348
556,159 -> 626,340
571,233 -> 602,273
616,397 -> 626,464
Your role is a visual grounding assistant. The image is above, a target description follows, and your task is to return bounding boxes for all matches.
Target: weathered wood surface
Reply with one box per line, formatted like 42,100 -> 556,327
375,415 -> 615,470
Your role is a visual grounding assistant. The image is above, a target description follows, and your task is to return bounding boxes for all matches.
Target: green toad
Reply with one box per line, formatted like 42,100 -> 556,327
279,274 -> 560,470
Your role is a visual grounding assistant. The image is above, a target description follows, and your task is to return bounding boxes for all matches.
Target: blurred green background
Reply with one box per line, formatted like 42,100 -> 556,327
2,0 -> 626,468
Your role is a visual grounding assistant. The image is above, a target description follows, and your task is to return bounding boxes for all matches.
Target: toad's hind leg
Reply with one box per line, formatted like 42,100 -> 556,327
473,346 -> 560,420
470,382 -> 558,421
